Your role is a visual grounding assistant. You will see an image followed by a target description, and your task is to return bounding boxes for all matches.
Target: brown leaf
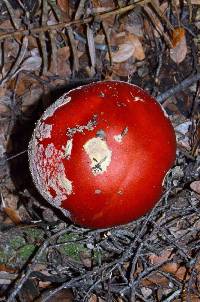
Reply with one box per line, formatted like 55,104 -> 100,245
142,273 -> 169,287
49,46 -> 71,77
108,42 -> 135,63
107,33 -> 144,63
130,34 -> 145,60
88,295 -> 106,302
112,61 -> 136,77
149,249 -> 173,265
190,181 -> 200,194
1,190 -> 18,210
172,28 -> 186,47
0,264 -> 18,273
57,0 -> 69,13
191,0 -> 200,4
3,207 -> 21,224
57,46 -> 71,76
88,294 -> 98,302
41,289 -> 74,302
170,28 -> 187,64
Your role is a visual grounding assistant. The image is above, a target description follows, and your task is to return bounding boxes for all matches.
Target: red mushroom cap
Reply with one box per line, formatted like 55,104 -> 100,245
28,81 -> 176,229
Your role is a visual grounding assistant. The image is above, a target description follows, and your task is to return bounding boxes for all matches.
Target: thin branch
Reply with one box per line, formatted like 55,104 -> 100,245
156,72 -> 200,103
3,0 -> 20,29
0,1 -> 151,41
102,21 -> 113,66
150,0 -> 174,31
0,36 -> 28,85
6,229 -> 70,302
75,0 -> 87,20
67,27 -> 79,73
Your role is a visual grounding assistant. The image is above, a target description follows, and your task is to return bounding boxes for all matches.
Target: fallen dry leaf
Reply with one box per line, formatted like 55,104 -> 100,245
20,48 -> 42,72
88,294 -> 106,302
190,181 -> 200,194
107,33 -> 145,63
108,42 -> 135,63
0,264 -> 18,273
130,34 -> 145,60
142,272 -> 169,287
57,0 -> 69,13
141,287 -> 153,298
112,60 -> 136,77
170,28 -> 187,64
41,288 -> 74,302
49,46 -> 71,77
172,28 -> 186,47
88,294 -> 98,302
1,188 -> 30,224
191,0 -> 200,4
149,249 -> 173,265
3,207 -> 21,225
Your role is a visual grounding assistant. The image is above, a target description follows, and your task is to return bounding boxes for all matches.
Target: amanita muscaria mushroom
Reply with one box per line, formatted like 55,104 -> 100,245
29,81 -> 176,229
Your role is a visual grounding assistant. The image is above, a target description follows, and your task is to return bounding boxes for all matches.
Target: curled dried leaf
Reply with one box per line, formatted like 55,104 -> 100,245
106,33 -> 145,63
190,181 -> 200,194
130,34 -> 145,60
108,42 -> 135,63
57,0 -> 69,13
171,27 -> 186,47
170,28 -> 187,64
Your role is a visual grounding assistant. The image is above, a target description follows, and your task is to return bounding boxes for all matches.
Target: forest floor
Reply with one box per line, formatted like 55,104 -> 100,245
0,0 -> 200,301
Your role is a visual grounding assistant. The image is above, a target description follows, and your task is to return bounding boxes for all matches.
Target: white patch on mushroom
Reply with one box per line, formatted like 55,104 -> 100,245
42,95 -> 71,120
95,189 -> 102,194
114,127 -> 128,143
83,137 -> 112,175
133,96 -> 145,102
28,138 -> 73,209
114,134 -> 123,143
35,122 -> 52,141
58,175 -> 73,195
66,115 -> 98,138
45,143 -> 55,158
63,139 -> 73,159
117,190 -> 124,195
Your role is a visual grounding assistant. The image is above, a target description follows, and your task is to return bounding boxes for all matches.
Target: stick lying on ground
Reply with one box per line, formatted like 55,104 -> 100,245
156,72 -> 200,103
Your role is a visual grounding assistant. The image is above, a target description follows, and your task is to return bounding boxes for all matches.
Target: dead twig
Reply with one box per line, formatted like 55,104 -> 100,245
6,228 -> 70,302
0,36 -> 28,85
156,72 -> 200,103
0,1 -> 151,41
